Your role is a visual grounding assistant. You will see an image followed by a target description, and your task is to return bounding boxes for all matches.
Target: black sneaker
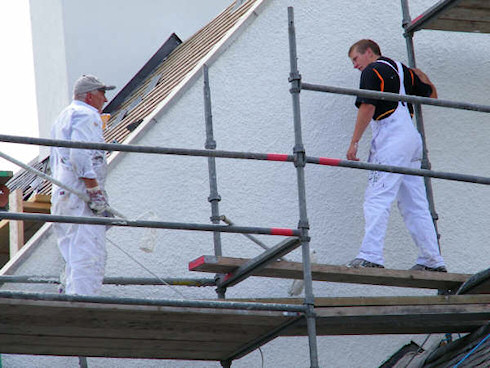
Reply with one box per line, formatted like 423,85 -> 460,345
410,264 -> 447,272
347,258 -> 384,269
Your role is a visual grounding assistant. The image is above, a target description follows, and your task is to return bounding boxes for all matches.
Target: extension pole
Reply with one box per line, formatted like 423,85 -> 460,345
401,0 -> 441,249
203,64 -> 226,299
288,7 -> 319,368
0,150 -> 125,219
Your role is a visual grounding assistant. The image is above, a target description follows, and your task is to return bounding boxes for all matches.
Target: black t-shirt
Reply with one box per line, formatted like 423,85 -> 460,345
355,56 -> 433,120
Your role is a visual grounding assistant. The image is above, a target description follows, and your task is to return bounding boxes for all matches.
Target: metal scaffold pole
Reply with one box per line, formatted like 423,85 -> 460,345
203,64 -> 226,299
288,7 -> 319,368
401,0 -> 441,248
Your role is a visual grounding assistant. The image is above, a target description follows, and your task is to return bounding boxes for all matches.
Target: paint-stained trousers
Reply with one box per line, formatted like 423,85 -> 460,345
53,191 -> 107,295
356,105 -> 445,268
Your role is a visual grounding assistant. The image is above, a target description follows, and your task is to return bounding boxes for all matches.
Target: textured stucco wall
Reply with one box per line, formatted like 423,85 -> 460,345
32,0 -> 231,159
5,0 -> 490,367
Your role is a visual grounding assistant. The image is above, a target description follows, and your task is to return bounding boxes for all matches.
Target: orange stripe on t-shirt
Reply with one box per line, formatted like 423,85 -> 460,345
409,69 -> 414,86
376,109 -> 395,120
373,68 -> 384,92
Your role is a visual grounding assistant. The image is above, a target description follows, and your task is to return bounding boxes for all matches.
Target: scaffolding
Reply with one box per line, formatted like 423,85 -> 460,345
0,1 -> 489,367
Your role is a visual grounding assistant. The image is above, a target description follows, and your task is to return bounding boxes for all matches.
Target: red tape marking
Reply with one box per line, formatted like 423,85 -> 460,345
267,153 -> 289,162
318,157 -> 341,166
223,273 -> 233,282
188,256 -> 206,271
270,228 -> 294,236
413,14 -> 423,23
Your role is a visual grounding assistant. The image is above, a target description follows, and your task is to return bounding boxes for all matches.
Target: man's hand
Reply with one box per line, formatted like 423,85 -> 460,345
347,142 -> 360,161
346,103 -> 375,161
86,186 -> 109,215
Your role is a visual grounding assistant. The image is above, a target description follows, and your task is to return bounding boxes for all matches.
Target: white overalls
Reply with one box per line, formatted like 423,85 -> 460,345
50,100 -> 108,295
356,60 -> 445,268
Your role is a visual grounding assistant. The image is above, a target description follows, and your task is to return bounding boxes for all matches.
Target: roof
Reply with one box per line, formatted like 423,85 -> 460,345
406,0 -> 490,34
1,0 -> 264,270
101,0 -> 262,151
7,0 -> 263,200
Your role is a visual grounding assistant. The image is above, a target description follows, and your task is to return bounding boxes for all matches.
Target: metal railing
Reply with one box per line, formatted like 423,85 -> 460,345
0,4 -> 489,368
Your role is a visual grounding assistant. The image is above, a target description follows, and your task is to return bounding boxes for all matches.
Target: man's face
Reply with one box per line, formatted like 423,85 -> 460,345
349,48 -> 375,72
87,89 -> 108,112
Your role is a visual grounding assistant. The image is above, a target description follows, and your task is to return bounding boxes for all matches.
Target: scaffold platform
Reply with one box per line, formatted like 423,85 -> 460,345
0,292 -> 488,361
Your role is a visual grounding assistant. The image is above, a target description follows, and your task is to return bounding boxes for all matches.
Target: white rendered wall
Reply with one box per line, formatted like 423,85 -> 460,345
30,0 -> 231,160
6,0 -> 490,367
29,0 -> 69,161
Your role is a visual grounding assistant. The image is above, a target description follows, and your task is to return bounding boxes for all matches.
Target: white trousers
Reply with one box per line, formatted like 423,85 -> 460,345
357,106 -> 445,268
53,191 -> 107,295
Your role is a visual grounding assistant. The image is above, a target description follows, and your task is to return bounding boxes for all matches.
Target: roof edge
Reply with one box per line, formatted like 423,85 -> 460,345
4,0 -> 272,269
405,0 -> 463,34
103,33 -> 183,114
0,222 -> 53,276
107,0 -> 271,167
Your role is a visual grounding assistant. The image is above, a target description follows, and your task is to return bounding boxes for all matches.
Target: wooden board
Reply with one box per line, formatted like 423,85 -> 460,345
0,293 -> 488,361
239,295 -> 490,336
0,293 -> 299,360
21,201 -> 51,214
189,255 -> 476,292
410,0 -> 490,33
27,194 -> 51,203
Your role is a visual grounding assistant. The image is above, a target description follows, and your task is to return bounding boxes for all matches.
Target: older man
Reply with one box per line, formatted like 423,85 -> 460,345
50,75 -> 115,295
346,39 -> 446,272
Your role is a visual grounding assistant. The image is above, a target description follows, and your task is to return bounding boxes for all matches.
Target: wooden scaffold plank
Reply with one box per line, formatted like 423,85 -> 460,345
0,293 -> 300,360
189,255 -> 480,292
239,295 -> 490,336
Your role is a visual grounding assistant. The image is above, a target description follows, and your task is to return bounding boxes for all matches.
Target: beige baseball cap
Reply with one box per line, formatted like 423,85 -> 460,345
73,75 -> 115,95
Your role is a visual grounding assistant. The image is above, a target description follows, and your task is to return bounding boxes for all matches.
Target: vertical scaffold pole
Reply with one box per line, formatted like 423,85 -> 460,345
203,65 -> 226,299
288,7 -> 319,368
401,0 -> 441,248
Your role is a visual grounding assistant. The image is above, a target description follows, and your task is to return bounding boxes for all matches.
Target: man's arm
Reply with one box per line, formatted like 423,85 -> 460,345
411,68 -> 438,98
347,103 -> 375,161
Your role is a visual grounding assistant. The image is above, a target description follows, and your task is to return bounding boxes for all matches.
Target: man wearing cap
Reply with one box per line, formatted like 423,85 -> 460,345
50,75 -> 115,295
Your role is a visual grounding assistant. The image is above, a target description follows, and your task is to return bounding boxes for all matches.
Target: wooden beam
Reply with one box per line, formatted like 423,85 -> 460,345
21,201 -> 50,214
27,194 -> 51,203
279,295 -> 490,336
9,189 -> 24,258
189,255 -> 474,291
233,294 -> 490,307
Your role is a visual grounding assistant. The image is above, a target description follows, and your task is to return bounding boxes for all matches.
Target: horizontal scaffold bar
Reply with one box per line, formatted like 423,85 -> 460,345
301,82 -> 490,113
0,275 -> 216,287
306,156 -> 490,185
0,211 -> 299,236
0,290 -> 307,313
1,135 -> 489,186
